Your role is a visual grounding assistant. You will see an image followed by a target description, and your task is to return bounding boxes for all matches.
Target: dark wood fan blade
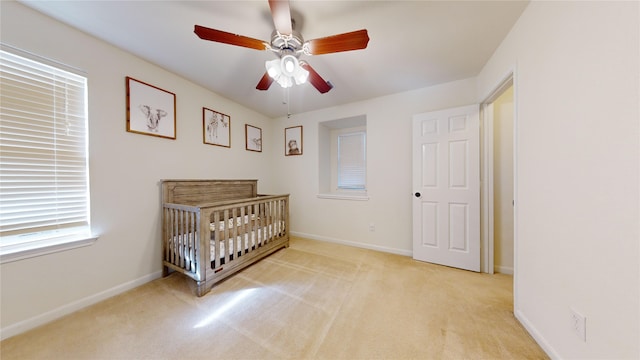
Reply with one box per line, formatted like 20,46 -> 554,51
268,0 -> 292,35
194,25 -> 267,51
300,62 -> 333,94
256,72 -> 274,91
306,29 -> 370,55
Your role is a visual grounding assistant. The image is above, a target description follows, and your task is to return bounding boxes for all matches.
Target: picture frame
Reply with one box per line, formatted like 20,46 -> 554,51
285,125 -> 303,156
245,124 -> 262,152
203,107 -> 230,147
126,76 -> 176,139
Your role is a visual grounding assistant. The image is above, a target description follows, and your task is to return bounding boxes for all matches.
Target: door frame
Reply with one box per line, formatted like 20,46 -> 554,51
480,71 -> 516,275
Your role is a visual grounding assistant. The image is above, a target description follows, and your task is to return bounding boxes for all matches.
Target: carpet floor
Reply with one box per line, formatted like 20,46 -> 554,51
0,237 -> 548,359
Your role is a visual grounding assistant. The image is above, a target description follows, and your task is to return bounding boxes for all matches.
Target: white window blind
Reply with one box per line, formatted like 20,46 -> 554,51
0,48 -> 90,245
337,132 -> 366,189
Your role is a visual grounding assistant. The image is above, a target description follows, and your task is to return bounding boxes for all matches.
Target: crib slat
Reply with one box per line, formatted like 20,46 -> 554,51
273,200 -> 278,237
256,203 -> 261,245
278,199 -> 283,235
223,209 -> 230,265
164,207 -> 170,262
231,207 -> 238,258
213,210 -> 220,270
262,202 -> 267,242
267,201 -> 272,241
175,210 -> 179,267
192,211 -> 197,272
270,200 -> 276,239
240,206 -> 247,255
195,209 -> 202,278
261,202 -> 267,244
180,210 -> 186,268
168,209 -> 173,264
255,203 -> 262,247
188,211 -> 195,272
246,205 -> 253,253
180,210 -> 185,269
172,209 -> 178,264
278,200 -> 282,235
186,211 -> 191,271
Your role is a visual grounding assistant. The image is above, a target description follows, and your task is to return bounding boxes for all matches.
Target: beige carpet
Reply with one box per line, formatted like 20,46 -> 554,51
1,237 -> 548,359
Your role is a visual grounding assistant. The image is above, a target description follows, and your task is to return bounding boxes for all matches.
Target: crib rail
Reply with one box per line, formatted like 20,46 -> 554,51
162,203 -> 202,280
207,195 -> 288,271
162,195 -> 289,284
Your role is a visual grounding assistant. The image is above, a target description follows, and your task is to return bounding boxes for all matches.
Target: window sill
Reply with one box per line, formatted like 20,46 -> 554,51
317,193 -> 369,201
0,233 -> 99,264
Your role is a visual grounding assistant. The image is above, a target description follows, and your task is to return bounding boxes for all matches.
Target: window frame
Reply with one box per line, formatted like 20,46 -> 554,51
318,115 -> 369,201
0,44 -> 97,264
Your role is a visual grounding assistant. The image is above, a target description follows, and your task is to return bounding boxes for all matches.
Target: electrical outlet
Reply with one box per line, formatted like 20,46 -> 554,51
570,308 -> 586,342
369,223 -> 375,232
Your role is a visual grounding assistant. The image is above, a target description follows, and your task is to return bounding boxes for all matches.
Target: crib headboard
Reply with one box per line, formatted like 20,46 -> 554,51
161,179 -> 258,205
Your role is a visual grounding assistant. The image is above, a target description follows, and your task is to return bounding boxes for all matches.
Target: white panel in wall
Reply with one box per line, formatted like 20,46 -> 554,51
421,143 -> 438,187
449,203 -> 468,251
421,202 -> 438,247
449,140 -> 468,188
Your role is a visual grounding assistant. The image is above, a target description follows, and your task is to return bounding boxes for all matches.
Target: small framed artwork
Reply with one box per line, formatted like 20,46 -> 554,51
203,107 -> 230,147
245,124 -> 262,152
285,125 -> 303,156
126,76 -> 176,139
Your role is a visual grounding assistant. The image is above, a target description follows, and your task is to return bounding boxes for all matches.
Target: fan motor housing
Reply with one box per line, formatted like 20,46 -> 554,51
270,30 -> 304,53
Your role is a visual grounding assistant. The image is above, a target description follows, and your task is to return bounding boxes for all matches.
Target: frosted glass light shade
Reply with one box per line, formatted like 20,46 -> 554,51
265,55 -> 308,88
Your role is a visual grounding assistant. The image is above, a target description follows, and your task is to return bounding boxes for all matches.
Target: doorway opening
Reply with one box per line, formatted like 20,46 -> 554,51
481,75 -> 515,275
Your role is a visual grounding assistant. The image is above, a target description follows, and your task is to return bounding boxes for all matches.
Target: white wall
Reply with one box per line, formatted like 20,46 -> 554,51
0,1 -> 276,337
493,86 -> 514,274
477,1 -> 639,358
270,79 -> 477,254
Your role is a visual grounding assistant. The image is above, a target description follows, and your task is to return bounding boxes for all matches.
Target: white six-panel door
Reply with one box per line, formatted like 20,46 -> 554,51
412,104 -> 480,272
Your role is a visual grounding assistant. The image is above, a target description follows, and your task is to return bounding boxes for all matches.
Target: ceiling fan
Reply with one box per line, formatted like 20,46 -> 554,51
194,0 -> 369,94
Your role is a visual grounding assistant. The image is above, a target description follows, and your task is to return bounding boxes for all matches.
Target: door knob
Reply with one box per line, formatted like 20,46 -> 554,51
414,192 -> 421,198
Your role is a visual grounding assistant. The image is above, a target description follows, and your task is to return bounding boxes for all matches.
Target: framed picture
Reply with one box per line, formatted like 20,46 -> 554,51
285,126 -> 303,156
203,107 -> 230,147
126,76 -> 176,139
245,124 -> 262,152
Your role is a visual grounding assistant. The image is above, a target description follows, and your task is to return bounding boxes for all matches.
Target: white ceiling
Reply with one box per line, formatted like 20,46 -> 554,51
19,0 -> 528,118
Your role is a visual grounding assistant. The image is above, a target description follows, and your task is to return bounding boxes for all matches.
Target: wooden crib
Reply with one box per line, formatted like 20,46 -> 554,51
161,179 -> 289,296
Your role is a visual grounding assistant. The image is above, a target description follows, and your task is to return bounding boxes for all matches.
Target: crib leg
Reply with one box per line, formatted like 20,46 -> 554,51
162,265 -> 170,277
195,281 -> 210,297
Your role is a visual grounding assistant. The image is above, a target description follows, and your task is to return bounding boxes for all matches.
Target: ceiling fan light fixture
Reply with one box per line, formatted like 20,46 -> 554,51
281,55 -> 298,76
265,54 -> 308,88
265,58 -> 281,79
277,76 -> 293,88
293,65 -> 309,85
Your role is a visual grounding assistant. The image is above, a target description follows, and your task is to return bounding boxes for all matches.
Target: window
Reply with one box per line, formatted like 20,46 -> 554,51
0,46 -> 95,263
318,115 -> 368,200
337,131 -> 366,190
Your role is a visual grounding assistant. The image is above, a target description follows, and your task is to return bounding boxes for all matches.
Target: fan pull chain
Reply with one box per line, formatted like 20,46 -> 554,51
287,88 -> 291,118
283,87 -> 291,118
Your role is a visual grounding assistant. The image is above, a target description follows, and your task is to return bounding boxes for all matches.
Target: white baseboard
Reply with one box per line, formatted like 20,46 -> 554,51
0,271 -> 162,341
494,265 -> 514,275
514,308 -> 559,360
290,231 -> 413,257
